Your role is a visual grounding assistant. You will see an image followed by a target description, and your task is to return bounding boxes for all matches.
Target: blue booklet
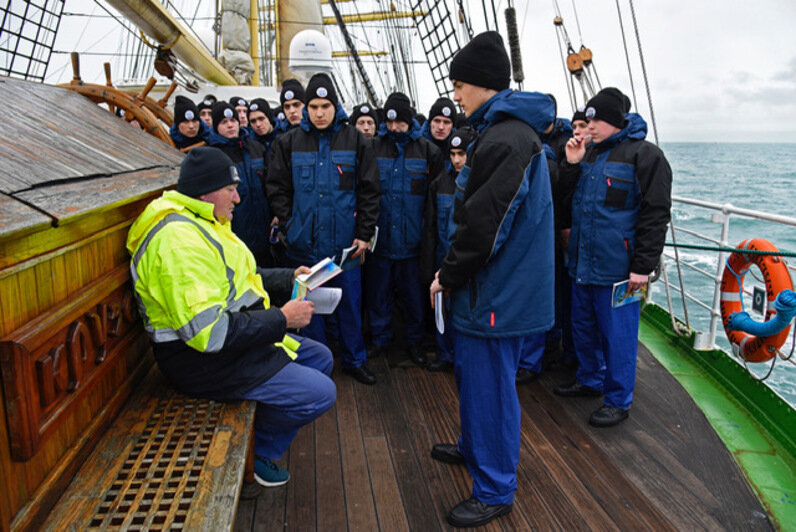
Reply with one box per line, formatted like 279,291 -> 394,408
611,279 -> 647,308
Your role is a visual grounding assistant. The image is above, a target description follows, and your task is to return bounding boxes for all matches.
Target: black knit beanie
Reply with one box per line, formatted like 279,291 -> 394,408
211,102 -> 238,133
585,87 -> 628,129
572,107 -> 587,123
174,96 -> 199,125
350,102 -> 378,124
305,73 -> 338,108
448,126 -> 476,152
449,31 -> 511,91
229,96 -> 248,109
280,79 -> 306,106
248,98 -> 275,124
197,97 -> 214,112
383,92 -> 414,124
428,97 -> 456,122
177,147 -> 241,198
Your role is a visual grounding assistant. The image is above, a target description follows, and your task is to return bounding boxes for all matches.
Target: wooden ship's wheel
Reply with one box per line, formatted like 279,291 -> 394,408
58,52 -> 177,148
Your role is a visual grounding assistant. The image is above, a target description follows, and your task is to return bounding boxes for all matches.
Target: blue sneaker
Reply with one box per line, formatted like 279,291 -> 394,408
254,456 -> 290,487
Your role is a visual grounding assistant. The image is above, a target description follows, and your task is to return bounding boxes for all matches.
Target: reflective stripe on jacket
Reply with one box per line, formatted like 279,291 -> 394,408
126,190 -> 299,356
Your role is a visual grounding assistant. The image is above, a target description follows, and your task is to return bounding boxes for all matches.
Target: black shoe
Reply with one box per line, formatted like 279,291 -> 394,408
589,405 -> 629,427
547,358 -> 578,372
430,443 -> 465,465
369,344 -> 388,358
553,381 -> 603,397
427,359 -> 453,372
342,364 -> 376,385
407,344 -> 428,367
447,497 -> 513,528
515,367 -> 540,384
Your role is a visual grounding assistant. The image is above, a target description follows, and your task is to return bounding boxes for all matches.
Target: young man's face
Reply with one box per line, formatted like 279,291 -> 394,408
249,111 -> 273,136
217,117 -> 240,139
235,105 -> 248,127
177,119 -> 200,138
450,148 -> 466,172
587,118 -> 621,144
430,116 -> 453,140
200,184 -> 240,222
572,119 -> 589,141
307,99 -> 335,130
283,99 -> 304,125
355,116 -> 376,137
452,80 -> 495,117
199,109 -> 212,127
386,119 -> 409,133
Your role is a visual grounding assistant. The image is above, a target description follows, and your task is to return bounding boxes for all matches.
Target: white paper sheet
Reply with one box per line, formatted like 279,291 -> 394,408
306,287 -> 343,315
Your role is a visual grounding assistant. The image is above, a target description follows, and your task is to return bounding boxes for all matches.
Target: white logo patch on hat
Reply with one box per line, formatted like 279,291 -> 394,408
229,166 -> 241,184
284,90 -> 294,100
451,136 -> 462,147
278,112 -> 285,120
585,106 -> 596,119
250,103 -> 259,111
223,108 -> 234,118
185,110 -> 195,120
237,99 -> 246,106
360,105 -> 370,114
203,100 -> 212,106
317,87 -> 328,98
386,109 -> 397,120
442,106 -> 452,117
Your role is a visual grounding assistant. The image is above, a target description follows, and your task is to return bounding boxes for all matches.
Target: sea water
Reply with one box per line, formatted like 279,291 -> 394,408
652,142 -> 796,407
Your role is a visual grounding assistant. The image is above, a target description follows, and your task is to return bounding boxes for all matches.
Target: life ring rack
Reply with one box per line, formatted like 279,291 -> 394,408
720,238 -> 794,364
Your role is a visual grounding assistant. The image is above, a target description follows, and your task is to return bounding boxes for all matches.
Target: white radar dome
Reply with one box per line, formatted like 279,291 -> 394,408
289,30 -> 333,74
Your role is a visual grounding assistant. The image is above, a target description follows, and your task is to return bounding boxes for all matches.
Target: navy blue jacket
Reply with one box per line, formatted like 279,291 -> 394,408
169,120 -> 211,150
562,113 -> 672,285
266,104 -> 380,264
439,90 -> 556,338
420,166 -> 457,285
372,120 -> 444,259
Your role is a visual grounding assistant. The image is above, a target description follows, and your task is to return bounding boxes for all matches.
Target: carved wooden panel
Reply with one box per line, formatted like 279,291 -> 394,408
0,266 -> 146,461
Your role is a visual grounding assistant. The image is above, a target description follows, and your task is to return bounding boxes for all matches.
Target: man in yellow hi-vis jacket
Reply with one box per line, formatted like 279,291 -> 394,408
127,147 -> 336,487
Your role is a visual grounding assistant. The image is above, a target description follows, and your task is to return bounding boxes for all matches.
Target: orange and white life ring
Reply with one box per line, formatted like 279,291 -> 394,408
720,239 -> 793,362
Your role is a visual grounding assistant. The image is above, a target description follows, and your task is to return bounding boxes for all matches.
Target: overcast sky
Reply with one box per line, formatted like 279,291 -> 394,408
45,0 -> 796,142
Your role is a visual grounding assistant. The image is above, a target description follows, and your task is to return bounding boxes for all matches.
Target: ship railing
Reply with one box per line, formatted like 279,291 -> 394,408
654,195 -> 796,351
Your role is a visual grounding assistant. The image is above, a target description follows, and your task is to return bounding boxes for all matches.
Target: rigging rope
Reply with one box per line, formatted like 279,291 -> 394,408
629,0 -> 660,145
570,0 -> 583,46
614,0 -> 639,112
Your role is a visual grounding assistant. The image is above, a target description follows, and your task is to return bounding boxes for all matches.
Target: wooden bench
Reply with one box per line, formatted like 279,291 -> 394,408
41,367 -> 257,531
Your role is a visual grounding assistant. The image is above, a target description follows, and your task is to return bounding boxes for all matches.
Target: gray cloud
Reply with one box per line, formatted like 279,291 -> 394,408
771,57 -> 796,83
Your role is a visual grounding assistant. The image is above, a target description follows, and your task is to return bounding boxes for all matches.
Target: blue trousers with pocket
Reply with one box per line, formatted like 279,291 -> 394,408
300,266 -> 368,369
241,334 -> 336,460
571,282 -> 640,409
365,254 -> 424,347
453,332 -> 523,505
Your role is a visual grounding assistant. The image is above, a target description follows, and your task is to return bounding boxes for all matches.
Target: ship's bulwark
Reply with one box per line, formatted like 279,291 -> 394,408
236,343 -> 771,530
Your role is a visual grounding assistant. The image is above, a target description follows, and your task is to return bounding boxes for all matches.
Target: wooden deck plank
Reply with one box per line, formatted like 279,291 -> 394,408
314,403 -> 347,531
285,424 -> 316,530
364,436 -> 410,531
334,370 -> 380,530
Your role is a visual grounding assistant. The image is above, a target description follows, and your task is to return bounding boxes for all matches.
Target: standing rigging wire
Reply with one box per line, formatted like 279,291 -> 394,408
628,0 -> 659,145
552,4 -> 576,111
340,0 -> 391,102
570,0 -> 583,46
614,0 -> 639,115
393,0 -> 418,103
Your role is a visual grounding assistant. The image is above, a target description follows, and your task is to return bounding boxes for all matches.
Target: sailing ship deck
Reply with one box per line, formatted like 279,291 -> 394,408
234,343 -> 771,531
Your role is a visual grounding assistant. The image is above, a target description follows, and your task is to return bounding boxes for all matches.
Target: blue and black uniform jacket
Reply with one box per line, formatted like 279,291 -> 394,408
439,89 -> 556,338
207,127 -> 271,265
371,120 -> 445,260
560,113 -> 672,285
266,104 -> 380,265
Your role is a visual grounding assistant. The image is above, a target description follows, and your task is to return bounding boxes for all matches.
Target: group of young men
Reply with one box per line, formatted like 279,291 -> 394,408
131,30 -> 671,528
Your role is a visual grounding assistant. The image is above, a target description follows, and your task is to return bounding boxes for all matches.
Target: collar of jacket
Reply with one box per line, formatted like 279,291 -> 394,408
162,190 -> 218,223
377,118 -> 423,144
419,120 -> 453,149
208,125 -> 251,147
468,89 -> 555,136
540,117 -> 573,143
299,102 -> 350,135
